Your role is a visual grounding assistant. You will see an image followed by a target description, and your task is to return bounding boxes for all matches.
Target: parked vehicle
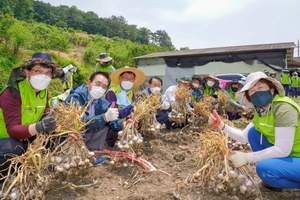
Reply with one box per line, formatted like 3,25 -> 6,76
215,73 -> 247,89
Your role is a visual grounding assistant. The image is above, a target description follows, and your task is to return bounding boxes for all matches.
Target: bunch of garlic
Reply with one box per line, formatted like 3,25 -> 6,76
51,138 -> 96,179
116,122 -> 144,155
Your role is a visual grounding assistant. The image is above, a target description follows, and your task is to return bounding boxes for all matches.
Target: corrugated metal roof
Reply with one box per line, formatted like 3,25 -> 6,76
134,42 -> 296,59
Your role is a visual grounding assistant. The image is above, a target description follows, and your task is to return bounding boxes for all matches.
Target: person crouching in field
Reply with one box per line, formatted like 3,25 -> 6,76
0,52 -> 63,177
209,71 -> 300,191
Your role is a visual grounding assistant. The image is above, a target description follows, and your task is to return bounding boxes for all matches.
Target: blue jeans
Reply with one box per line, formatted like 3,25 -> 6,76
156,110 -> 172,129
247,127 -> 300,188
291,87 -> 298,97
282,84 -> 290,96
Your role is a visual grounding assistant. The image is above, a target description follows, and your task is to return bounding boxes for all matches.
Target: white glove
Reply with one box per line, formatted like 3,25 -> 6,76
241,106 -> 249,111
104,108 -> 119,122
161,101 -> 170,110
227,151 -> 249,168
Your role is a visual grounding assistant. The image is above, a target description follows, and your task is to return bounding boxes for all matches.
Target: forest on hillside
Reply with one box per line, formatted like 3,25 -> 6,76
0,0 -> 180,96
0,0 -> 175,49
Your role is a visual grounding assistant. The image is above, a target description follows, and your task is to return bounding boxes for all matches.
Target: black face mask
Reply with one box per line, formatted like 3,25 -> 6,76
231,87 -> 239,92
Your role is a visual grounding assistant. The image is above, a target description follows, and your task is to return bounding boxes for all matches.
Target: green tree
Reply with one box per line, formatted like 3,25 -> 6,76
0,0 -> 14,15
180,47 -> 190,50
7,20 -> 33,55
82,11 -> 99,34
137,27 -> 151,45
13,0 -> 33,20
66,6 -> 84,31
152,30 -> 175,49
48,30 -> 71,53
0,14 -> 16,47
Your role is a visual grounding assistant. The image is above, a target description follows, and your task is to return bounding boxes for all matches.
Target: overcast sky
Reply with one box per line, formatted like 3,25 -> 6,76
43,0 -> 300,55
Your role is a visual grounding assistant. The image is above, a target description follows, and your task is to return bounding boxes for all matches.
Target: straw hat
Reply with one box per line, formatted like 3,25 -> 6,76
110,66 -> 146,88
236,71 -> 285,107
176,76 -> 192,84
57,89 -> 70,101
203,74 -> 219,84
95,53 -> 113,62
225,79 -> 243,90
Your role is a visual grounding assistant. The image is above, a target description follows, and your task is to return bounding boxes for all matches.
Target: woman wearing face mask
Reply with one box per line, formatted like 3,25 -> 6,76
224,79 -> 248,120
202,74 -> 221,97
105,66 -> 146,148
208,71 -> 300,191
190,75 -> 203,105
0,52 -> 64,176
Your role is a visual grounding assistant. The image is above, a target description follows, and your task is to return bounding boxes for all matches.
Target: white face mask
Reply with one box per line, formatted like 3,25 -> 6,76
121,81 -> 134,90
29,75 -> 51,91
207,80 -> 215,87
89,85 -> 106,99
150,87 -> 161,93
192,83 -> 199,88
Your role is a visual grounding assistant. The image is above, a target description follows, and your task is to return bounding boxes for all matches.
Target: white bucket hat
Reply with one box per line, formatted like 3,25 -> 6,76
236,71 -> 285,108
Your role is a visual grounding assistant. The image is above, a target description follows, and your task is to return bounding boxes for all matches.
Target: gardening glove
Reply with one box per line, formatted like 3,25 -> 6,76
241,106 -> 249,111
104,108 -> 119,122
227,151 -> 249,168
161,101 -> 170,110
208,110 -> 224,129
35,110 -> 56,133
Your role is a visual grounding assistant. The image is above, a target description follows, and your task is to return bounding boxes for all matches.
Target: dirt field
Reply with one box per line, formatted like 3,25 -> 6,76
43,118 -> 300,200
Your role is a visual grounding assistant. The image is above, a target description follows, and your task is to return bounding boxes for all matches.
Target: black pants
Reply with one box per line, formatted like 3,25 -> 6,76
0,138 -> 27,177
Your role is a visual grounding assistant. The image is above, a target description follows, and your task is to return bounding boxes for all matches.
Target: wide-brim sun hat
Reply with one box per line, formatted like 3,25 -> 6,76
176,76 -> 192,84
8,52 -> 64,86
110,66 -> 146,88
225,79 -> 243,90
95,53 -> 113,62
204,74 -> 219,84
236,71 -> 285,108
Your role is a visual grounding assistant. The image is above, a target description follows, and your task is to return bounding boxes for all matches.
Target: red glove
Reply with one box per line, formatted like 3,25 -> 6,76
208,110 -> 222,128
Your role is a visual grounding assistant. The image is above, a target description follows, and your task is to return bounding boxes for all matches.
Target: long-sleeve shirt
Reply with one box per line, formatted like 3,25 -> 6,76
105,91 -> 134,119
0,88 -> 48,139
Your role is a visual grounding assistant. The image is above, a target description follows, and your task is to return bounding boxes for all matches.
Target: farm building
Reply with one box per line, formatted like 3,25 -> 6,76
134,42 -> 300,91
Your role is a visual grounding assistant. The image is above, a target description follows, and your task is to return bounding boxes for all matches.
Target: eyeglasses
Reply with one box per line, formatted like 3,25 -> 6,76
31,69 -> 52,77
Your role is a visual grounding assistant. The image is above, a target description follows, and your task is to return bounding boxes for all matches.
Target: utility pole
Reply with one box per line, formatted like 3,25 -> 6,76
297,40 -> 299,57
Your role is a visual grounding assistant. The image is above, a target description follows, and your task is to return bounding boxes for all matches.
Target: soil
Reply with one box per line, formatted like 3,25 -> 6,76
44,119 -> 300,200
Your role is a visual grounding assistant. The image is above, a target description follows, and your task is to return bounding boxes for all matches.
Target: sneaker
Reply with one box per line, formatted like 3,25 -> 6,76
256,181 -> 283,192
94,157 -> 105,165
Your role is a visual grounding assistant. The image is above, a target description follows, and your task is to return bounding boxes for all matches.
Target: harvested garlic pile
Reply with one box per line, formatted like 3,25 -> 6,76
51,135 -> 96,180
116,122 -> 144,155
140,112 -> 161,138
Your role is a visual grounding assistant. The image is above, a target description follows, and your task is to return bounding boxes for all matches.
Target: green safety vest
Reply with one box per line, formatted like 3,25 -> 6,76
106,84 -> 133,120
253,95 -> 300,157
291,76 -> 300,88
203,86 -> 213,96
281,73 -> 290,84
96,64 -> 114,74
226,88 -> 238,103
0,79 -> 47,138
